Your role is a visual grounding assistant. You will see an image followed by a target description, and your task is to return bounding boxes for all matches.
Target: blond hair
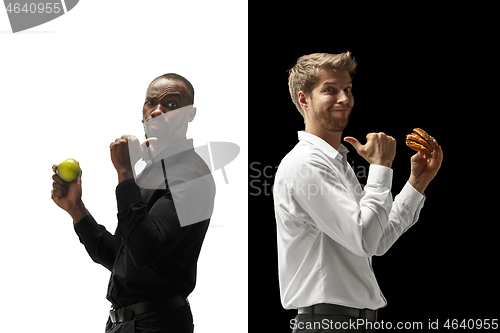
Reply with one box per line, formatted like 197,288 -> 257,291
288,52 -> 357,117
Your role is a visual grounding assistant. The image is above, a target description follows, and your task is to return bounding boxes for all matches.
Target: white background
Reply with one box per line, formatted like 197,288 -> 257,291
0,1 -> 247,332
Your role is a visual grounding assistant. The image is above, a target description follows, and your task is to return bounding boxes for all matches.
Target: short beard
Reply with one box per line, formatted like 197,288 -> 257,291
313,108 -> 350,133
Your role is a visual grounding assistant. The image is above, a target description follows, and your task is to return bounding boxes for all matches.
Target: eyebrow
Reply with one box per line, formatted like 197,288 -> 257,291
158,90 -> 182,101
146,92 -> 182,101
322,80 -> 352,86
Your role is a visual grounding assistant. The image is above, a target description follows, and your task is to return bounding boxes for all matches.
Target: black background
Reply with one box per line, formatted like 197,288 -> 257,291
248,4 -> 497,332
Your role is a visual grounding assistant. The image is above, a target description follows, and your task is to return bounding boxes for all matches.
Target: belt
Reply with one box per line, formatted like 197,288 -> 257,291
109,296 -> 189,324
298,303 -> 378,322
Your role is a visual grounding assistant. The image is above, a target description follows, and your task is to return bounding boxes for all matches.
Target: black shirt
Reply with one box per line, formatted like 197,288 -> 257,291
74,141 -> 215,308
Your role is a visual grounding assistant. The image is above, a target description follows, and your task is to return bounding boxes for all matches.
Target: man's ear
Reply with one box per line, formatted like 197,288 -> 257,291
188,106 -> 196,122
298,91 -> 308,114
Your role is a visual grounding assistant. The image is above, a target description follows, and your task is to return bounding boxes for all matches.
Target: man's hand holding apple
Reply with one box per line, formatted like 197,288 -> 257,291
51,164 -> 87,223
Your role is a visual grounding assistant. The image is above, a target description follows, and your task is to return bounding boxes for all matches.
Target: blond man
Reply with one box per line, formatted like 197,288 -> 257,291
273,52 -> 443,333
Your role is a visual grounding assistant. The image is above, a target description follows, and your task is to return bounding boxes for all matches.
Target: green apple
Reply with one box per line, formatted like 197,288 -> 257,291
57,158 -> 81,182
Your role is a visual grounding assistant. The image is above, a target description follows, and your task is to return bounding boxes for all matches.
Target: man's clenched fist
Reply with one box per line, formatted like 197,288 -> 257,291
110,135 -> 157,183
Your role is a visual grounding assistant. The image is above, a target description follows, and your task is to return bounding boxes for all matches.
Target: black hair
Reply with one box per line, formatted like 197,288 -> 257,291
148,73 -> 194,105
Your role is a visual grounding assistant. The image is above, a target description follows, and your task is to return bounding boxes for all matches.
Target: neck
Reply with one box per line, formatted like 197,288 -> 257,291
305,124 -> 343,150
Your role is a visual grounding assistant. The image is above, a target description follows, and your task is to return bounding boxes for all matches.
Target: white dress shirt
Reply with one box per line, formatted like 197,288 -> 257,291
273,131 -> 425,310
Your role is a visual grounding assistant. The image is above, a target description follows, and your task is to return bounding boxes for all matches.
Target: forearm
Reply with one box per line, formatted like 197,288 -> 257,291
408,175 -> 427,195
69,200 -> 88,224
375,181 -> 425,255
74,212 -> 116,271
356,168 -> 394,256
117,169 -> 134,184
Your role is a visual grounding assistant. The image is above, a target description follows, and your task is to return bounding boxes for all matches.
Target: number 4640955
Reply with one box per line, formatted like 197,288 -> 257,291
444,319 -> 498,330
6,2 -> 62,14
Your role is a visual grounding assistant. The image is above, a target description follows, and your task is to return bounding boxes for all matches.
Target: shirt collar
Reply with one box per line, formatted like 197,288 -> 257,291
297,131 -> 349,162
136,139 -> 194,189
144,139 -> 194,167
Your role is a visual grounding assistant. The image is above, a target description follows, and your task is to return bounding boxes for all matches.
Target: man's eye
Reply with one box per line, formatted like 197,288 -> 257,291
167,101 -> 178,109
145,100 -> 155,106
344,87 -> 352,93
325,87 -> 333,93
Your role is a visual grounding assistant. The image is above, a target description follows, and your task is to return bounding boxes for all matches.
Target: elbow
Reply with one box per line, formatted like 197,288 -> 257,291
126,241 -> 161,267
348,242 -> 375,258
374,241 -> 391,256
359,215 -> 386,257
129,250 -> 158,267
361,239 -> 378,257
127,240 -> 173,267
374,244 -> 388,256
123,229 -> 168,267
361,236 -> 391,257
132,259 -> 152,267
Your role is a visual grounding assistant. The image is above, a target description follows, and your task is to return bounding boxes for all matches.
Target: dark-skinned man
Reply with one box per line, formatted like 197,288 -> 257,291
51,73 -> 215,333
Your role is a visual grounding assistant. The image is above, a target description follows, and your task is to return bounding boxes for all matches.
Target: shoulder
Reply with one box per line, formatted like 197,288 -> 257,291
169,150 -> 213,183
276,141 -> 332,182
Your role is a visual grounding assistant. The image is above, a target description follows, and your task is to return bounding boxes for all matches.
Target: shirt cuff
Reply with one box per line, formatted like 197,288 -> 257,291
73,212 -> 100,241
399,181 -> 426,210
116,177 -> 143,211
366,164 -> 393,188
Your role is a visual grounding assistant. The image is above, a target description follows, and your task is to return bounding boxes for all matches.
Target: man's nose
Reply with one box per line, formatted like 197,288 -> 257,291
337,90 -> 349,104
150,106 -> 164,119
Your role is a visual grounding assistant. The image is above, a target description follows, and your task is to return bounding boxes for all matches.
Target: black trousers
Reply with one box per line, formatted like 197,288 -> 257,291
291,313 -> 376,333
105,305 -> 194,333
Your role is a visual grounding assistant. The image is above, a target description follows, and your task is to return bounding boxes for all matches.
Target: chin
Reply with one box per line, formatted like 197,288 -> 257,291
325,119 -> 348,133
